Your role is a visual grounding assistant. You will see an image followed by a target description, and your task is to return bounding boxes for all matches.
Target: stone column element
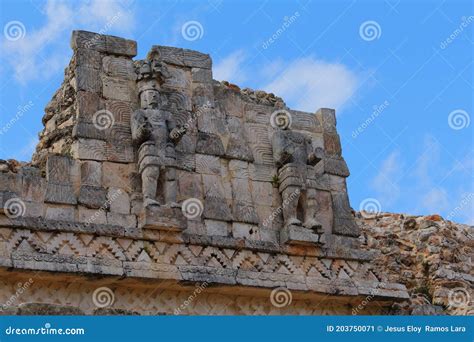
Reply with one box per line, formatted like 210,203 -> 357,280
132,52 -> 185,231
271,113 -> 325,245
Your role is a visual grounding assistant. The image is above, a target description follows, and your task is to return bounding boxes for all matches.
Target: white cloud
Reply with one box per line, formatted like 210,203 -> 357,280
1,0 -> 136,84
421,187 -> 449,213
213,50 -> 247,84
371,150 -> 402,204
263,57 -> 359,113
212,51 -> 360,114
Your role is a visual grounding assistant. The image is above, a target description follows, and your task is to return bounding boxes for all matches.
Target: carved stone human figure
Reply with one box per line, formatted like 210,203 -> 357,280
131,81 -> 181,208
272,123 -> 323,231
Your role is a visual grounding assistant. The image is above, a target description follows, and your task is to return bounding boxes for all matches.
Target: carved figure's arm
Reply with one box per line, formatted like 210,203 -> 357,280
131,109 -> 152,145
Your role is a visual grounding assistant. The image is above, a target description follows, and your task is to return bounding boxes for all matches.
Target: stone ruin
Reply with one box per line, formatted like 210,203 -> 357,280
0,30 -> 410,315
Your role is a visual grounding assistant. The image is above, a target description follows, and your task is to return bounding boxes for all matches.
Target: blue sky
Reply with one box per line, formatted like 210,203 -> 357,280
0,0 -> 472,223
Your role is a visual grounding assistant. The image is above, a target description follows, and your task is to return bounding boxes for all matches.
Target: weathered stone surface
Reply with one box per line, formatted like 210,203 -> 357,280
195,132 -> 225,156
205,219 -> 229,236
232,222 -> 259,240
80,161 -> 102,186
45,206 -> 75,221
102,76 -> 137,102
75,66 -> 102,93
103,56 -> 136,80
138,206 -> 185,231
71,138 -> 106,161
280,224 -> 319,245
45,155 -> 76,205
78,185 -> 107,209
0,30 -> 421,317
108,187 -> 130,214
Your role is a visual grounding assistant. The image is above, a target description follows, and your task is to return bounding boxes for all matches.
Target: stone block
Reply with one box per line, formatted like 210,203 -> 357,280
324,132 -> 342,156
177,171 -> 202,201
101,76 -> 137,102
324,156 -> 350,177
192,83 -> 214,107
204,219 -> 229,236
259,228 -> 278,244
20,167 -> 45,202
290,109 -> 323,133
195,132 -> 225,156
231,178 -> 252,202
332,192 -> 360,237
105,100 -> 133,124
138,206 -> 185,231
163,66 -> 191,89
102,56 -> 135,80
102,162 -> 135,191
175,152 -> 195,171
280,225 -> 319,246
75,49 -> 102,70
316,108 -> 337,133
192,67 -> 212,83
105,141 -> 134,163
105,35 -> 137,57
328,175 -> 346,192
149,46 -> 211,69
78,206 -> 107,225
81,161 -> 102,186
75,66 -> 101,93
45,206 -> 75,221
250,181 -> 273,206
73,121 -> 106,140
71,139 -> 106,161
76,91 -> 103,122
195,154 -> 221,175
107,212 -> 137,229
315,190 -> 333,235
108,187 -> 130,214
232,222 -> 259,240
78,185 -> 107,209
45,155 -> 77,205
203,196 -> 232,221
161,89 -> 192,112
71,30 -> 106,52
232,201 -> 259,224
228,160 -> 249,179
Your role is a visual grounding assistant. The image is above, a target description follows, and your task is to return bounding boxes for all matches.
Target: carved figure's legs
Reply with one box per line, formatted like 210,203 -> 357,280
303,188 -> 322,231
282,186 -> 301,227
142,165 -> 160,207
164,168 -> 180,208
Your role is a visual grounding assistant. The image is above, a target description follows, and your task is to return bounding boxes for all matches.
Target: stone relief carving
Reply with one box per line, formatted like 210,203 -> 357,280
131,57 -> 181,209
271,111 -> 326,245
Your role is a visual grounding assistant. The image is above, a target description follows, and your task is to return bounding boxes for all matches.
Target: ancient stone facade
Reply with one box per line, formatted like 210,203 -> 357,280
0,30 -> 414,315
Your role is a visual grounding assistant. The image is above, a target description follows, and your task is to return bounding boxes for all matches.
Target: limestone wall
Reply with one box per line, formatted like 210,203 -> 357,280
357,213 -> 473,315
0,30 -> 410,315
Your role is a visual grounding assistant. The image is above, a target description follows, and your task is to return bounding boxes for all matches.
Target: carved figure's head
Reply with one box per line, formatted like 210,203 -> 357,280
140,89 -> 160,109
